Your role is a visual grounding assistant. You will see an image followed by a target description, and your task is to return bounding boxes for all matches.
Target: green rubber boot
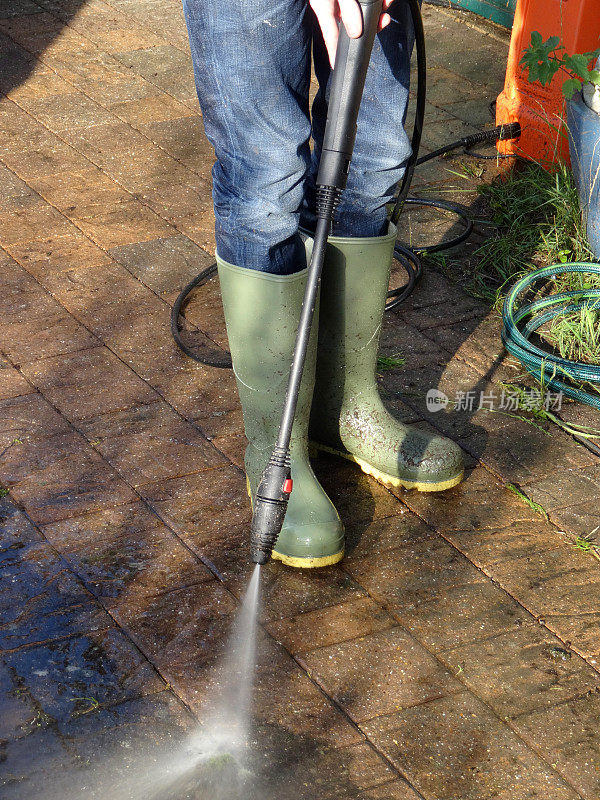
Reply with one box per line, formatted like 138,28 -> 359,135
310,223 -> 464,492
217,244 -> 344,567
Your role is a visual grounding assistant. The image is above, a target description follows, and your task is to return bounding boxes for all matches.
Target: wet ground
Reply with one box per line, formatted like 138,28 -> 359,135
2,1 -> 600,798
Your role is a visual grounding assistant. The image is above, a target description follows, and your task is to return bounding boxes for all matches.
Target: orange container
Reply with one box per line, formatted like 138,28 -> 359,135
496,0 -> 600,166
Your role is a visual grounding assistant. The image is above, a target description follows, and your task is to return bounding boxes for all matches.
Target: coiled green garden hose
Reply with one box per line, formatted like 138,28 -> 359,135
502,263 -> 600,410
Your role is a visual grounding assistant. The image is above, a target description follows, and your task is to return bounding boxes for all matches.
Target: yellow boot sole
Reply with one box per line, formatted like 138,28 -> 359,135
246,477 -> 344,568
310,442 -> 464,493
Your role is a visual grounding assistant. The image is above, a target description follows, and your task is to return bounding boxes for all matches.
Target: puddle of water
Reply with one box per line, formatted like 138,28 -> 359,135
56,565 -> 263,800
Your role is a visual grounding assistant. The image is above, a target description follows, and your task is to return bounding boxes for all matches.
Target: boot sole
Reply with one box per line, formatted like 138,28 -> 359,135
310,442 -> 464,493
246,477 -> 345,568
271,549 -> 344,568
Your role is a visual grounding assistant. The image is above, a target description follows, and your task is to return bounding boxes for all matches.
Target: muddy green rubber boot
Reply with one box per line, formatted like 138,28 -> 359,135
217,244 -> 344,567
310,224 -> 464,492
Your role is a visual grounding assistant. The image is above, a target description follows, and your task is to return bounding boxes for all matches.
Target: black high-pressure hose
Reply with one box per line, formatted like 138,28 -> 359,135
170,0 -> 521,361
250,0 -> 385,564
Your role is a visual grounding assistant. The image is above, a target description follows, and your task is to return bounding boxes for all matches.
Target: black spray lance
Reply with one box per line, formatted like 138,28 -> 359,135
250,0 -> 384,565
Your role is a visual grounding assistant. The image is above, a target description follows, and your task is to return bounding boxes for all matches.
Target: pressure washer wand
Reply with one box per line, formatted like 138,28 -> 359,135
250,0 -> 384,564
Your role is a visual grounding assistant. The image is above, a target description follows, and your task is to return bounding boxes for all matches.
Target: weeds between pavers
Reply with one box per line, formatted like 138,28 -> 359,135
506,482 -> 549,520
428,159 -> 600,404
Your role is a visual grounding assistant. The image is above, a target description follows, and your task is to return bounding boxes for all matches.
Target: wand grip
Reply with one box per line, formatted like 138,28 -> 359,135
316,0 -> 384,190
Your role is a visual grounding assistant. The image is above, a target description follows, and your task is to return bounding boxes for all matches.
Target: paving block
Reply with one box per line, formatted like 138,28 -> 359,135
362,691 -> 578,800
19,346 -> 158,421
0,359 -> 33,401
394,580 -> 533,653
266,597 -> 395,654
140,464 -> 251,542
3,628 -> 164,723
109,233 -> 213,295
77,401 -> 226,486
8,442 -> 136,525
302,627 -> 462,723
441,624 -> 600,719
512,692 -> 600,800
42,501 -> 213,607
346,535 -> 487,612
488,545 -> 600,617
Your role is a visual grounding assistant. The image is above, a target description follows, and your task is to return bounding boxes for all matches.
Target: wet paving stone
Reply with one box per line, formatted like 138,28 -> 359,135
266,597 -> 395,654
42,501 -> 213,607
488,546 -> 600,617
440,624 -> 600,719
313,456 -> 402,526
0,540 -> 109,650
446,520 -> 566,569
0,497 -> 41,550
344,508 -> 435,562
302,627 -> 462,723
512,691 -> 600,799
19,346 -> 159,421
247,633 -> 365,749
362,691 -> 579,800
397,465 -> 543,533
212,432 -> 246,471
8,444 -> 137,525
0,691 -> 194,799
0,538 -> 111,648
140,464 -> 251,541
78,401 -> 227,487
1,1 -> 600,796
0,657 -> 37,740
1,429 -> 95,486
358,780 -> 420,800
0,392 -> 73,447
551,501 -> 600,540
543,613 -> 600,661
0,359 -> 33,401
393,580 -> 533,652
0,726 -> 75,799
210,545 -> 366,624
256,738 -> 396,799
346,536 -> 487,612
3,628 -> 164,723
522,468 -> 600,514
112,581 -> 235,699
358,780 -> 422,799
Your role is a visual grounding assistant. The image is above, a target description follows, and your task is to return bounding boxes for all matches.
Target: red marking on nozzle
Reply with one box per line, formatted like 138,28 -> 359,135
283,478 -> 293,494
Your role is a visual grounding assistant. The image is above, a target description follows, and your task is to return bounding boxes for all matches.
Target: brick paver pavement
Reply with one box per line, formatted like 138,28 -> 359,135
2,1 -> 600,798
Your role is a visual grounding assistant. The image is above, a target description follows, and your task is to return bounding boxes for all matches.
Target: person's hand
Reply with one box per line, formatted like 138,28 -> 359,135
309,0 -> 395,67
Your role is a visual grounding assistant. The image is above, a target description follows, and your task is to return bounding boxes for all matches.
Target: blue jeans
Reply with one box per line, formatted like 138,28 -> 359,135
182,0 -> 414,274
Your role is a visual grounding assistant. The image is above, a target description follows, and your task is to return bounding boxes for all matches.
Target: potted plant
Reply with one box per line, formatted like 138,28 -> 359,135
521,33 -> 600,259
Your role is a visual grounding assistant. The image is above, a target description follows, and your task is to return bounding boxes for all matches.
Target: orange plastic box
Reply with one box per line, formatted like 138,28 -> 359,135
496,0 -> 600,166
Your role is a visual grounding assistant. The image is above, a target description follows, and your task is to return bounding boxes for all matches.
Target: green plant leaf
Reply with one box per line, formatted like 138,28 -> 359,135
588,69 -> 600,86
562,78 -> 582,99
564,53 -> 594,80
530,30 -> 543,48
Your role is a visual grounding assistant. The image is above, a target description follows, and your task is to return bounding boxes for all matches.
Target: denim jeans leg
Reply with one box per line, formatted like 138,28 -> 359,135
301,2 -> 414,237
182,0 -> 312,273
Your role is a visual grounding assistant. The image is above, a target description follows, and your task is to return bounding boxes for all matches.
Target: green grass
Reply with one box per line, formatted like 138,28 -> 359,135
573,530 -> 600,561
506,483 -> 549,520
456,160 -> 596,305
427,158 -> 600,400
542,302 -> 600,366
377,353 -> 405,371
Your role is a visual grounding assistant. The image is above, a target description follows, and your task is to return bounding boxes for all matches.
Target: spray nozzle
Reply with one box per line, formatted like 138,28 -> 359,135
249,447 -> 292,564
